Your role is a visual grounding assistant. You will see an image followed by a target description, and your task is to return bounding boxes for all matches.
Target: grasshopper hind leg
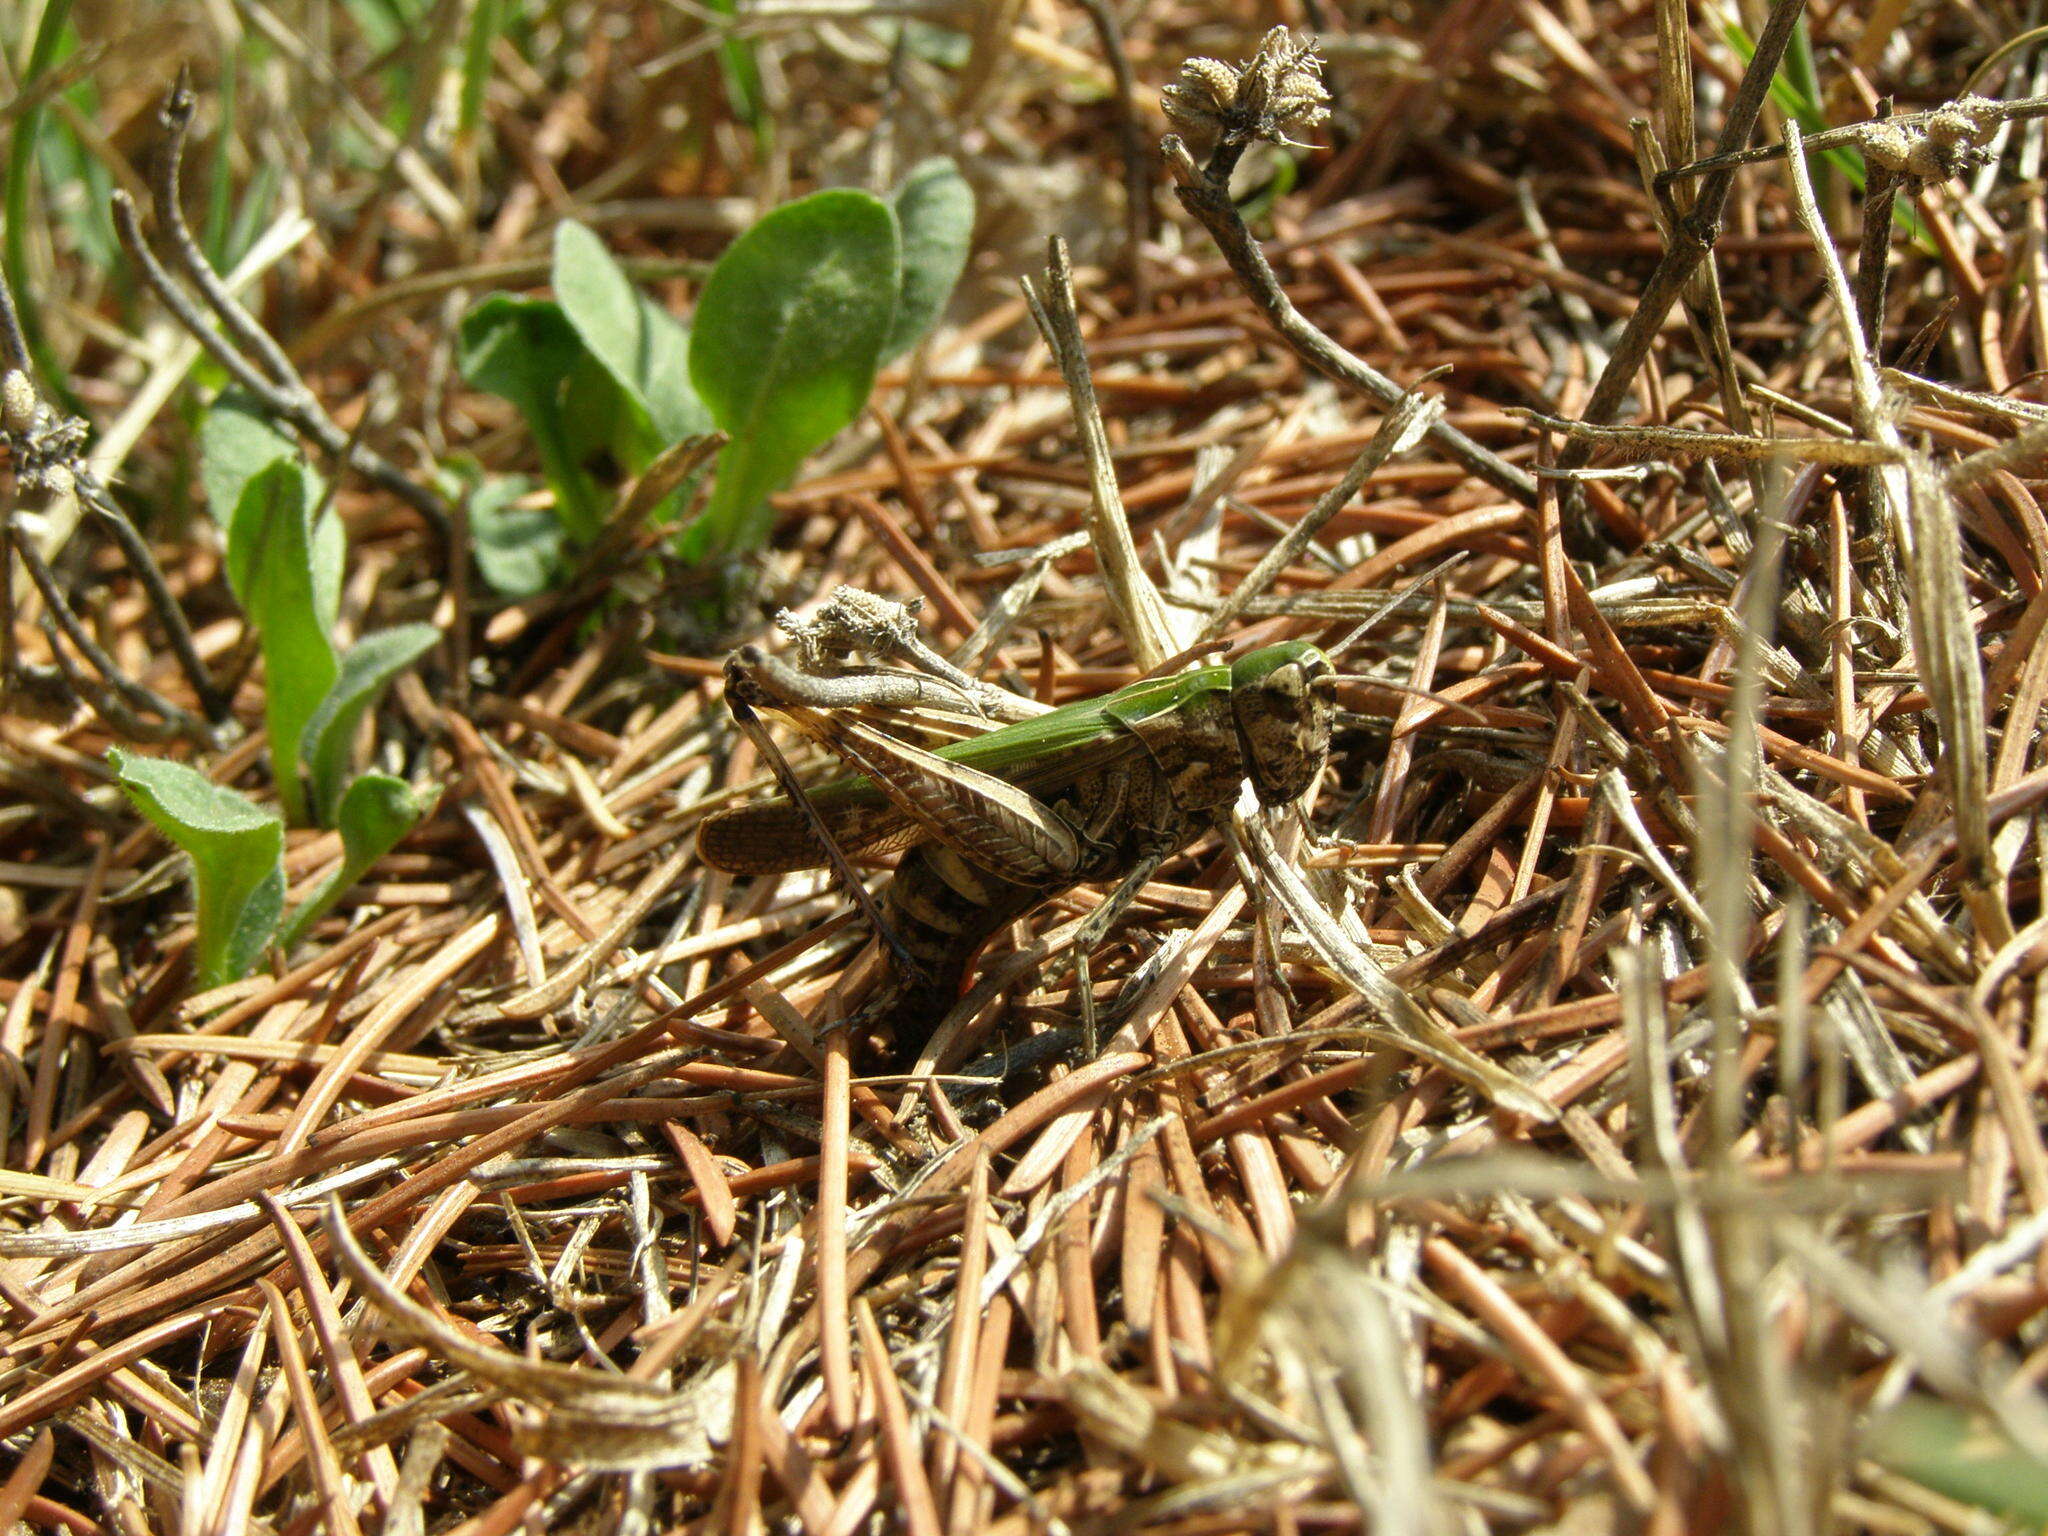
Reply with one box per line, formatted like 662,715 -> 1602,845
1055,846 -> 1171,1056
861,841 -> 1052,1066
858,957 -> 971,1070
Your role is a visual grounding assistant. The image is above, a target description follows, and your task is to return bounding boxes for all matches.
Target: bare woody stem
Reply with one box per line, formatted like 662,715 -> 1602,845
1561,0 -> 1807,456
1199,383 -> 1443,641
1854,161 -> 1901,352
1654,92 -> 2048,187
77,483 -> 234,724
0,259 -> 30,377
9,522 -> 201,735
114,81 -> 455,548
1163,136 -> 1537,510
1073,0 -> 1153,301
0,255 -> 230,729
1022,237 -> 1178,670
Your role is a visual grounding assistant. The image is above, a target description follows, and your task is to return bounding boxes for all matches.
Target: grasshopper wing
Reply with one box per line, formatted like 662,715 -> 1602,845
697,677 -> 1167,875
697,779 -> 923,875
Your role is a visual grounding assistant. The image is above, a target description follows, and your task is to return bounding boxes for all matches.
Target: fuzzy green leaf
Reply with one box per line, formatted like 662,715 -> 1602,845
109,748 -> 285,991
199,391 -> 294,534
882,157 -> 973,363
277,773 -> 435,953
458,293 -> 606,541
468,475 -> 564,597
558,346 -> 655,493
232,459 -> 340,824
299,623 -> 440,826
553,220 -> 709,444
202,393 -> 343,632
685,188 -> 900,557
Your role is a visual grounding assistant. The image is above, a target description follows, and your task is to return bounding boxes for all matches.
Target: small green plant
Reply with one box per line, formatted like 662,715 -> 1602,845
681,188 -> 900,562
691,159 -> 972,563
458,159 -> 973,601
108,394 -> 443,990
110,750 -> 285,992
705,0 -> 769,148
110,749 -> 436,991
199,393 -> 439,826
458,222 -> 711,587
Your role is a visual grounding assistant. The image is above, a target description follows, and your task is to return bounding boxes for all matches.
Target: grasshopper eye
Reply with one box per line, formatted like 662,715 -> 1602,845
1231,647 -> 1335,807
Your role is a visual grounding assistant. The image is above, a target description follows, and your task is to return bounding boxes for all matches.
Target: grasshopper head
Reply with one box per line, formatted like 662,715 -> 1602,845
1230,642 -> 1336,806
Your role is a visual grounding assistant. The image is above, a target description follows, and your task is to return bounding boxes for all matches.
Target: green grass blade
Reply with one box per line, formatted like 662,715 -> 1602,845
1867,1398 -> 2048,1524
4,0 -> 83,412
458,0 -> 506,137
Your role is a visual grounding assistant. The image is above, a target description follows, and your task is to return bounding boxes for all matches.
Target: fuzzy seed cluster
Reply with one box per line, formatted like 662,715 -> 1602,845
1859,97 -> 2003,184
1161,26 -> 1331,149
1,369 -> 87,500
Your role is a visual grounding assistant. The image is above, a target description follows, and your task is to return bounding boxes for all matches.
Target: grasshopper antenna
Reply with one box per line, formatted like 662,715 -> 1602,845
1326,552 -> 1469,661
1329,678 -> 1495,727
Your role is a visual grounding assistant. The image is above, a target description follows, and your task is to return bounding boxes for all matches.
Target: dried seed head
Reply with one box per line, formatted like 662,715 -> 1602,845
1162,26 -> 1330,149
778,587 -> 924,670
1161,57 -> 1241,131
1860,97 -> 2001,184
2,370 -> 37,434
4,371 -> 89,496
1241,27 -> 1331,137
1916,100 -> 2000,177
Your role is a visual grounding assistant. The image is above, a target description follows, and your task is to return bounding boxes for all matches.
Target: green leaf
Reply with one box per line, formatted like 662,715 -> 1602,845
1867,1398 -> 2048,1523
338,0 -> 417,54
553,220 -> 710,444
219,160 -> 283,275
469,475 -> 565,597
4,0 -> 83,415
278,773 -> 436,952
1722,19 -> 1933,254
201,393 -> 344,632
299,623 -> 439,826
232,460 -> 341,825
883,158 -> 973,363
559,346 -> 656,488
201,391 -> 295,529
1781,15 -> 1824,130
203,52 -> 243,268
686,188 -> 900,557
34,77 -> 117,275
109,748 -> 285,991
458,293 -> 606,541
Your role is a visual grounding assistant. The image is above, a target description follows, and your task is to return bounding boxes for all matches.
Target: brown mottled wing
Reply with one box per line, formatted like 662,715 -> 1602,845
696,789 -> 924,875
697,720 -> 1150,876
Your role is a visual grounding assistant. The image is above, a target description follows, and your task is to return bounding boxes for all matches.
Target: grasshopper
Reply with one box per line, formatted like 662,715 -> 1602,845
698,637 -> 1337,1060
